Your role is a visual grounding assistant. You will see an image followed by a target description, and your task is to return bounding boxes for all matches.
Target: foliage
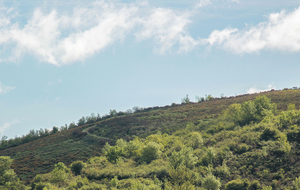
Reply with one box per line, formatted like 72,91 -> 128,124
225,179 -> 250,190
202,173 -> 221,190
70,161 -> 86,176
141,142 -> 162,164
3,90 -> 300,189
0,156 -> 25,190
169,147 -> 197,170
181,94 -> 190,104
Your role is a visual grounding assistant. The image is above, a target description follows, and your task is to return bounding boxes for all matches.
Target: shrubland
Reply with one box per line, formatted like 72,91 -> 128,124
2,89 -> 300,189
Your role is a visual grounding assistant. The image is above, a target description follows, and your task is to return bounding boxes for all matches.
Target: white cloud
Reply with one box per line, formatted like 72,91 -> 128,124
0,1 -> 200,65
136,8 -> 199,54
203,7 -> 300,53
247,84 -> 275,94
0,82 -> 15,94
3,1 -> 297,64
0,120 -> 19,135
196,0 -> 211,8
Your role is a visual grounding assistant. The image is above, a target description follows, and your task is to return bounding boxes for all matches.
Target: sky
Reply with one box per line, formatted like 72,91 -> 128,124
1,0 -> 300,138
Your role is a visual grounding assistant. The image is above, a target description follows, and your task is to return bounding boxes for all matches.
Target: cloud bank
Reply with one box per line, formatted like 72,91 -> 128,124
0,1 -> 198,65
0,1 -> 299,65
0,82 -> 15,94
204,7 -> 300,53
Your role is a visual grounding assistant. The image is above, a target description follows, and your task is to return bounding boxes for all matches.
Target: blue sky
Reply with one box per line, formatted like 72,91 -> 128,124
1,0 -> 300,138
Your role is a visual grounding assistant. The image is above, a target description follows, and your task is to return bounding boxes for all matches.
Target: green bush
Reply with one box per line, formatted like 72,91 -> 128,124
201,173 -> 221,190
260,127 -> 281,141
249,180 -> 261,190
79,182 -> 107,190
70,161 -> 86,176
103,144 -> 123,163
188,132 -> 203,149
141,142 -> 162,163
225,179 -> 249,190
50,162 -> 71,187
169,147 -> 197,170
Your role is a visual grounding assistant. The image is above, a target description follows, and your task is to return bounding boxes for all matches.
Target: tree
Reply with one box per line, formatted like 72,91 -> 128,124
110,176 -> 118,188
169,147 -> 197,170
109,109 -> 118,117
0,156 -> 25,189
223,96 -> 275,126
103,143 -> 123,163
202,173 -> 221,190
70,161 -> 86,176
195,96 -> 205,103
50,162 -> 71,187
188,132 -> 203,149
51,126 -> 59,134
205,94 -> 214,101
124,138 -> 141,157
181,94 -> 190,104
141,142 -> 162,163
77,117 -> 86,126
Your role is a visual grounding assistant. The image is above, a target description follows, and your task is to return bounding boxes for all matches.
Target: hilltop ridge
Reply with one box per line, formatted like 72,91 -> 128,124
1,88 -> 300,185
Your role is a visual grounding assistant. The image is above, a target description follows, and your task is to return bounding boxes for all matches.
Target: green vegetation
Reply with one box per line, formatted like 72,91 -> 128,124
3,89 -> 300,189
0,156 -> 26,189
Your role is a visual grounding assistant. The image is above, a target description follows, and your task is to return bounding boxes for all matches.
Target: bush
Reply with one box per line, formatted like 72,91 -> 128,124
260,127 -> 280,141
70,161 -> 86,176
202,173 -> 221,190
237,144 -> 249,154
0,156 -> 24,189
50,162 -> 71,187
213,161 -> 230,178
225,179 -> 250,190
141,142 -> 162,163
103,143 -> 123,163
181,94 -> 190,104
79,182 -> 107,190
249,180 -> 261,190
168,165 -> 200,186
110,176 -> 118,188
188,132 -> 203,149
169,147 -> 197,170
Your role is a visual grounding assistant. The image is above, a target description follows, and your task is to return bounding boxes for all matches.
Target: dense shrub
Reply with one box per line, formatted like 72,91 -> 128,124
202,173 -> 221,190
141,142 -> 162,163
70,161 -> 86,176
169,147 -> 197,170
225,179 -> 250,190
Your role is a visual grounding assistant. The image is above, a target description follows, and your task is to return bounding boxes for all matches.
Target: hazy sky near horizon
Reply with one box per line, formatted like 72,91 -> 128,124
1,0 -> 300,138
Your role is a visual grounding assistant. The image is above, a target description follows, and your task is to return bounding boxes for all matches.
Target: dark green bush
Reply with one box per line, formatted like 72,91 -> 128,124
70,161 -> 86,176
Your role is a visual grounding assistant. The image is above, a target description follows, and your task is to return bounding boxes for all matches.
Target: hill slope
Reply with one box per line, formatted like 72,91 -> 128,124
1,89 -> 300,184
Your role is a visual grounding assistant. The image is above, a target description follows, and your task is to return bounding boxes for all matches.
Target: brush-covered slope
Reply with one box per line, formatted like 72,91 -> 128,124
1,89 -> 300,184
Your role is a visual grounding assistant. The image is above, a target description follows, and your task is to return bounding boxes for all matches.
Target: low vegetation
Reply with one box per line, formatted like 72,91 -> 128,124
2,89 -> 300,189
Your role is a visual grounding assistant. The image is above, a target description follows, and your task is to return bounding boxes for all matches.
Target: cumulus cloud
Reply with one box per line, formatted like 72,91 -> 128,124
247,84 -> 275,94
0,120 -> 19,135
203,7 -> 300,53
136,8 -> 199,54
0,82 -> 15,94
2,0 -> 298,64
0,1 -> 200,65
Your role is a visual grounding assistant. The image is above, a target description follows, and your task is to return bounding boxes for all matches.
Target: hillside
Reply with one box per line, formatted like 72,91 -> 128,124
1,88 -> 300,187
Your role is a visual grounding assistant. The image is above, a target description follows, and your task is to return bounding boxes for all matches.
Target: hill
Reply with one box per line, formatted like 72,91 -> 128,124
1,88 -> 300,188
